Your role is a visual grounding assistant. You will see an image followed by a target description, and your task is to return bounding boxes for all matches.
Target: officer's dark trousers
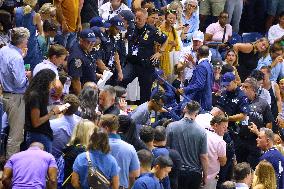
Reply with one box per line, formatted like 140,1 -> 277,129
121,62 -> 154,103
178,170 -> 202,189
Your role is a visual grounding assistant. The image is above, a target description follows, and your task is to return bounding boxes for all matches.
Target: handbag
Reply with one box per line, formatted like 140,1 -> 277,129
86,151 -> 111,189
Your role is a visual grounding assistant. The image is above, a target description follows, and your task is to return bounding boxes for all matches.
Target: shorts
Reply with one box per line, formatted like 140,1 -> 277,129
267,0 -> 284,16
199,0 -> 226,16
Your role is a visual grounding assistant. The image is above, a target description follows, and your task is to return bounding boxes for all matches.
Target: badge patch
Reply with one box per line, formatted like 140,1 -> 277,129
75,59 -> 82,68
143,33 -> 149,40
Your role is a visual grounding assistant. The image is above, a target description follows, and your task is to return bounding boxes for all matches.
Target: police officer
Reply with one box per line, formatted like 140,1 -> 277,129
68,29 -> 98,95
122,8 -> 167,103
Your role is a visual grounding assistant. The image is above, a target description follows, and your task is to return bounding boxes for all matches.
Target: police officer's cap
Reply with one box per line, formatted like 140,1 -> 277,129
221,72 -> 236,87
108,15 -> 126,31
119,10 -> 135,29
80,29 -> 97,42
91,26 -> 107,42
90,16 -> 111,28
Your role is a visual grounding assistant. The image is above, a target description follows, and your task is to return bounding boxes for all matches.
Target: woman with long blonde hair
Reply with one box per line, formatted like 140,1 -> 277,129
253,160 -> 277,189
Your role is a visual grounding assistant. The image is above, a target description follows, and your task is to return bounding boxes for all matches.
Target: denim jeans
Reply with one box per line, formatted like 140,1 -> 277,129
55,32 -> 77,50
225,0 -> 243,33
26,132 -> 52,153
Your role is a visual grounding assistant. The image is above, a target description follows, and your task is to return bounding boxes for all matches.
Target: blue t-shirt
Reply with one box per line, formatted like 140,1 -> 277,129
109,134 -> 140,188
73,150 -> 119,189
132,173 -> 163,189
259,147 -> 284,189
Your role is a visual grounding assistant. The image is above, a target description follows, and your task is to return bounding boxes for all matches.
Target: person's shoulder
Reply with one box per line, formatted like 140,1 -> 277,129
100,2 -> 110,9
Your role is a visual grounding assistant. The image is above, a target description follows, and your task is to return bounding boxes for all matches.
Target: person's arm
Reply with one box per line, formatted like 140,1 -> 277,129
218,156 -> 227,166
228,113 -> 246,122
54,0 -> 68,33
274,83 -> 283,116
217,140 -> 227,166
96,59 -> 108,72
31,106 -> 61,128
34,13 -> 43,35
111,175 -> 119,189
76,0 -> 82,32
2,167 -> 12,189
200,154 -> 208,185
204,33 -> 213,42
71,78 -> 81,96
46,167 -> 57,189
233,43 -> 254,53
114,52 -> 123,81
71,172 -> 81,189
129,169 -> 140,188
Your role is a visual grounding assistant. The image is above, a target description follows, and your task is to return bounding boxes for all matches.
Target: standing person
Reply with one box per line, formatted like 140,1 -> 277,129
2,142 -> 57,189
159,10 -> 181,78
0,27 -> 31,158
99,0 -> 130,21
234,162 -> 253,189
252,160 -> 277,189
177,45 -> 213,111
54,0 -> 82,49
68,29 -> 98,95
203,115 -> 228,189
268,12 -> 284,45
233,38 -> 269,82
180,0 -> 199,47
224,0 -> 243,33
166,101 -> 208,189
256,128 -> 284,189
99,114 -> 140,189
71,129 -> 120,189
14,0 -> 43,70
122,8 -> 167,103
24,69 -> 62,153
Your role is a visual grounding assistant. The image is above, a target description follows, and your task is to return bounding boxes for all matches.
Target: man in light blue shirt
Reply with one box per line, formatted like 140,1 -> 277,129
51,94 -> 81,159
100,114 -> 140,189
0,27 -> 31,158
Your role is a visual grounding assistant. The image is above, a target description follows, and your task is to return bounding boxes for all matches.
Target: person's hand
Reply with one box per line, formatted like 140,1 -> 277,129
150,52 -> 162,62
182,25 -> 190,33
168,40 -> 177,47
248,122 -> 259,135
201,174 -> 207,187
119,98 -> 127,111
184,54 -> 194,65
22,48 -> 28,57
118,71 -> 123,81
77,22 -> 82,32
176,88 -> 184,95
96,73 -> 103,79
51,106 -> 61,115
276,115 -> 284,126
114,52 -> 120,63
25,71 -> 32,80
62,21 -> 69,34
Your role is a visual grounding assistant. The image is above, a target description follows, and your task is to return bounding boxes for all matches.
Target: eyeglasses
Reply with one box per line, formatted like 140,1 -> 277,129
167,9 -> 177,14
214,66 -> 222,70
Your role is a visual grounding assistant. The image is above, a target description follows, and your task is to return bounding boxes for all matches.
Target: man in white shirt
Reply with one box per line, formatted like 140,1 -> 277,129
268,12 -> 284,44
234,162 -> 253,189
99,0 -> 130,21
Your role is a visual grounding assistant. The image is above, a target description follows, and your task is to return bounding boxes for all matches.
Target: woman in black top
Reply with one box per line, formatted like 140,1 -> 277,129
233,37 -> 269,81
24,69 -> 61,152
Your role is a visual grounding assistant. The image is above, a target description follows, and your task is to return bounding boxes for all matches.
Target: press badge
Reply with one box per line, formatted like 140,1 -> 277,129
132,46 -> 138,56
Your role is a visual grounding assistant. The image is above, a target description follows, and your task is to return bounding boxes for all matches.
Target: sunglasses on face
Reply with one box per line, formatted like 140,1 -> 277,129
167,9 -> 177,14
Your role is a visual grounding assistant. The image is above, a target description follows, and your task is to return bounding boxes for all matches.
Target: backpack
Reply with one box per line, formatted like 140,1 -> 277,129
85,151 -> 111,189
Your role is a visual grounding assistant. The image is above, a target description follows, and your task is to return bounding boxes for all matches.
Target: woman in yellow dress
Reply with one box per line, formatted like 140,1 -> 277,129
159,10 -> 181,79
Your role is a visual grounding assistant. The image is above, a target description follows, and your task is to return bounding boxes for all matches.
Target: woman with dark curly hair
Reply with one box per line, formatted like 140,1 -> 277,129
24,69 -> 62,152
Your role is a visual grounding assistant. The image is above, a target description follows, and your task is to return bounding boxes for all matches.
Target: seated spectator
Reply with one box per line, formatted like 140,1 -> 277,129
71,129 -> 119,189
118,115 -> 147,151
0,10 -> 12,48
2,142 -> 57,189
223,49 -> 241,84
99,0 -> 130,21
153,126 -> 182,189
140,126 -> 155,151
133,153 -> 173,189
77,86 -> 99,122
180,0 -> 199,47
234,162 -> 253,189
252,160 -> 277,189
51,94 -> 81,159
61,119 -> 97,188
257,43 -> 284,81
205,11 -> 232,61
268,11 -> 284,45
234,38 -> 269,82
99,85 -> 120,115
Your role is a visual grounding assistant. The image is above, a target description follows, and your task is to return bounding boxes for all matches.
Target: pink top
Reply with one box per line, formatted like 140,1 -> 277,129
206,22 -> 232,42
206,130 -> 226,180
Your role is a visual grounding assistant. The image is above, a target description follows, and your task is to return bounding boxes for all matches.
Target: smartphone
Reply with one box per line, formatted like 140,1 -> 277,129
59,103 -> 71,112
183,24 -> 189,27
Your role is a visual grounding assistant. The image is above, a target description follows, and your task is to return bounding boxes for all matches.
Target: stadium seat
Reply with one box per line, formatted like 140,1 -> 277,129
242,32 -> 263,43
228,32 -> 242,45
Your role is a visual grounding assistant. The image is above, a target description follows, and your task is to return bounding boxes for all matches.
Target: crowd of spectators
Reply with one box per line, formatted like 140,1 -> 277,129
0,0 -> 283,188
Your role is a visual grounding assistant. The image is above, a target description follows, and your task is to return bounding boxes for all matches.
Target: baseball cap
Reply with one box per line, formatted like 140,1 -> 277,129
192,30 -> 204,42
89,16 -> 111,28
79,29 -> 97,42
119,10 -> 135,29
108,15 -> 126,31
91,26 -> 107,42
221,72 -> 236,86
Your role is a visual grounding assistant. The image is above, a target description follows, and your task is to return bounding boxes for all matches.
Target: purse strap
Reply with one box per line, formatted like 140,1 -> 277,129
86,151 -> 94,168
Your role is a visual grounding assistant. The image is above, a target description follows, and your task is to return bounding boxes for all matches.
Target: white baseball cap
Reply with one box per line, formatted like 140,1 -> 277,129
192,30 -> 204,42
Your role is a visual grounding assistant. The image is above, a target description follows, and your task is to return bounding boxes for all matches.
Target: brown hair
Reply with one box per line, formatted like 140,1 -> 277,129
88,130 -> 110,154
225,49 -> 239,66
100,114 -> 119,132
47,44 -> 68,58
210,115 -> 228,125
253,160 -> 277,189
